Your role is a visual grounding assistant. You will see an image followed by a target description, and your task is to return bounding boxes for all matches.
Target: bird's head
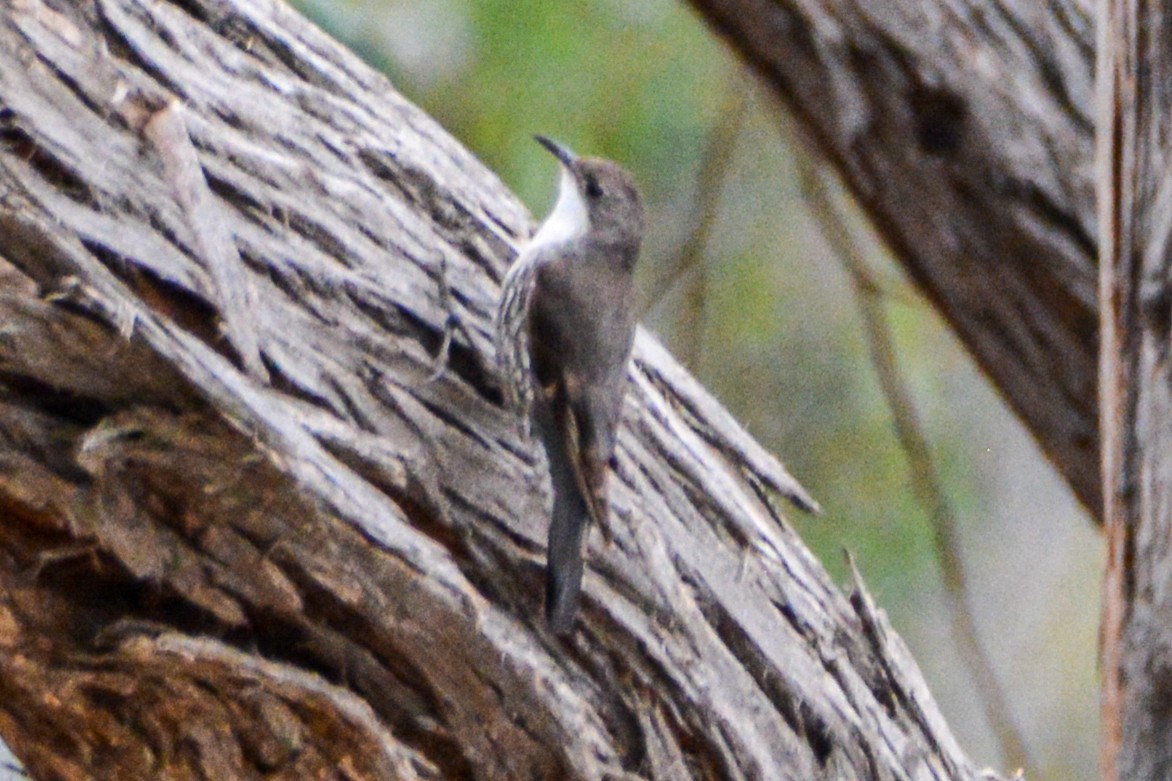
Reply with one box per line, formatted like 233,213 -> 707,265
534,135 -> 644,250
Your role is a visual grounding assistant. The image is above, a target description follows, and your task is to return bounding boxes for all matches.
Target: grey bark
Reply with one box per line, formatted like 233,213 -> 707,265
687,0 -> 1099,516
0,1 -> 1004,780
0,739 -> 27,781
1097,1 -> 1172,779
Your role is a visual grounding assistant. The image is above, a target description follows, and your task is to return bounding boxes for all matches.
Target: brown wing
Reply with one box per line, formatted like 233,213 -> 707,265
561,373 -> 627,536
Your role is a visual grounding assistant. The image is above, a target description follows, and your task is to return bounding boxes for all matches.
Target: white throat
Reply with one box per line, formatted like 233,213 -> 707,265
528,168 -> 588,251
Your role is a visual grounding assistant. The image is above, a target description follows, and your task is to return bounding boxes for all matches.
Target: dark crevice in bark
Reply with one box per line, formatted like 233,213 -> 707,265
0,374 -> 111,432
0,127 -> 94,205
79,238 -> 226,351
95,4 -> 186,100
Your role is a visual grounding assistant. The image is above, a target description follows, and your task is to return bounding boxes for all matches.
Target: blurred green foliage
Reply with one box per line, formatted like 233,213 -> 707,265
291,1 -> 1100,777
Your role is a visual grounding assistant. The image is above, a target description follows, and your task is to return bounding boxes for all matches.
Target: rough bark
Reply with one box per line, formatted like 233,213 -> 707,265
686,0 -> 1100,516
1097,1 -> 1172,779
0,1 -> 1003,779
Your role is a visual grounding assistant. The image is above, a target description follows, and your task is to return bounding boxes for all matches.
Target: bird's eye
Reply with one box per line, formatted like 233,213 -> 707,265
584,176 -> 603,199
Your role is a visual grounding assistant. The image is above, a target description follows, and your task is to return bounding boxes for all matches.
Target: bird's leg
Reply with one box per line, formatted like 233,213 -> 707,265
423,253 -> 478,385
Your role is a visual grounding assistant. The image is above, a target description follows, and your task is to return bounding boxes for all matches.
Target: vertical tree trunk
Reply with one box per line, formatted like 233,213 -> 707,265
1097,1 -> 1172,778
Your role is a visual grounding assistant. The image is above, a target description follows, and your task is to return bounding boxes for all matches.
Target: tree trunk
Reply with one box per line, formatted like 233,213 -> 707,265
1097,1 -> 1172,779
0,0 -> 1003,779
687,0 -> 1100,516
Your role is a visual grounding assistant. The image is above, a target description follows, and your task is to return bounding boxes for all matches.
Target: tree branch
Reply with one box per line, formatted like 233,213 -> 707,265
687,0 -> 1099,516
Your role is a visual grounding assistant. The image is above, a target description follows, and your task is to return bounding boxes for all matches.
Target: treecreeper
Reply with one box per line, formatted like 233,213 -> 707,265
495,136 -> 644,634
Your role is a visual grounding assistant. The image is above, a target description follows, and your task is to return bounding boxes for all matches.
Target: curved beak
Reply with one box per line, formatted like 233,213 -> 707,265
534,135 -> 578,168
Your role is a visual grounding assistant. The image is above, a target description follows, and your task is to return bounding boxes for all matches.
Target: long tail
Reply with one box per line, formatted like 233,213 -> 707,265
531,391 -> 590,634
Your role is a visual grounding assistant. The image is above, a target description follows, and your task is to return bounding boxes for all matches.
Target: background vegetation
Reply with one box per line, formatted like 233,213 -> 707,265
293,0 -> 1102,776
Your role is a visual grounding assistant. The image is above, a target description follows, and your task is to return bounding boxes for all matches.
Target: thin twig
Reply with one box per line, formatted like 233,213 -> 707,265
421,251 -> 479,387
644,72 -> 749,370
797,155 -> 1033,775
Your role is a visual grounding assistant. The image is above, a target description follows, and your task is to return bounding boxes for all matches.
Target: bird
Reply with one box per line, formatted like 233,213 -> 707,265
495,136 -> 644,634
